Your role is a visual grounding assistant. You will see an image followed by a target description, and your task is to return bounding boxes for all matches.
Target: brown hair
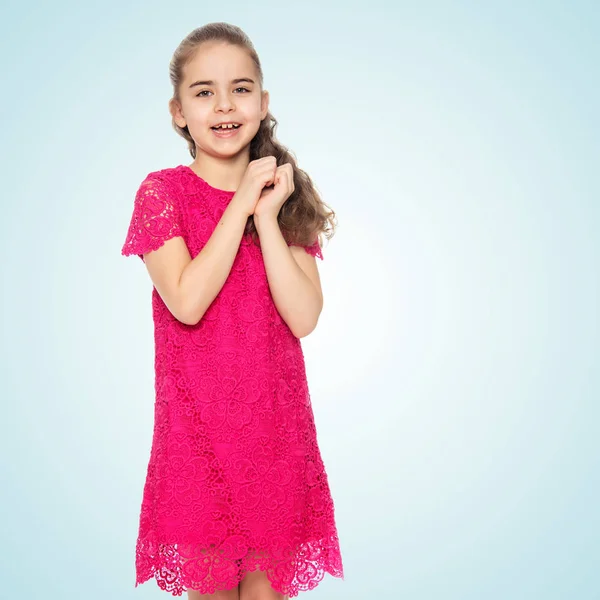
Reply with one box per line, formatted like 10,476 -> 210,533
168,22 -> 336,249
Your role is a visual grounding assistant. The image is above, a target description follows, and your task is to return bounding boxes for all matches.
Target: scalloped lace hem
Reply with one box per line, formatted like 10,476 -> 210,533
135,537 -> 344,597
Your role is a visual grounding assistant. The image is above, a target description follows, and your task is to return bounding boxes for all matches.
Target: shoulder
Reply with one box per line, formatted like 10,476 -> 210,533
135,165 -> 189,200
142,164 -> 198,198
140,165 -> 181,186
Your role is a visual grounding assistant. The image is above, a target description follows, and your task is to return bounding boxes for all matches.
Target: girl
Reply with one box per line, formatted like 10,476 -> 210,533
121,22 -> 344,600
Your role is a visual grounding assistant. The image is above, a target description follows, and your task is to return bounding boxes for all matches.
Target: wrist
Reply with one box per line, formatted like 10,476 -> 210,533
254,212 -> 279,231
230,194 -> 253,219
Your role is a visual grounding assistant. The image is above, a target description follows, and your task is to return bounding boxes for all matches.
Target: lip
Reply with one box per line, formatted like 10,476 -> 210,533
211,124 -> 242,138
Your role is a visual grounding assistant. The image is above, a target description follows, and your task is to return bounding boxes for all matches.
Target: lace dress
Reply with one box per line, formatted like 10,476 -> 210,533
121,165 -> 344,597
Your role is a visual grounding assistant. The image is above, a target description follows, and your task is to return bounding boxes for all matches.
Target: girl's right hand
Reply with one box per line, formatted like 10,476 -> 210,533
233,156 -> 278,217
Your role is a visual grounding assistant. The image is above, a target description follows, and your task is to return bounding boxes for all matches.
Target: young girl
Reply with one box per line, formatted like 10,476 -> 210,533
121,22 -> 343,600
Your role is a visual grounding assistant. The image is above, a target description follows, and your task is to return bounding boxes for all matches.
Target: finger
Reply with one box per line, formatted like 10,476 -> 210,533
281,170 -> 292,195
282,164 -> 293,190
285,167 -> 294,193
265,164 -> 276,186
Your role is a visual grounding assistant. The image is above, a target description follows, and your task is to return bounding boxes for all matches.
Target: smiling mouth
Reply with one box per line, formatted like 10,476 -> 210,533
211,124 -> 242,130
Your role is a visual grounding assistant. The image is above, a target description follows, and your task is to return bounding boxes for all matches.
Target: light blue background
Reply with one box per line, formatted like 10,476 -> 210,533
1,1 -> 598,598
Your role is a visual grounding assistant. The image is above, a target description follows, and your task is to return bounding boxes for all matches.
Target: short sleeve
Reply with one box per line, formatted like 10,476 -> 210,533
302,239 -> 324,260
121,175 -> 182,262
288,237 -> 324,260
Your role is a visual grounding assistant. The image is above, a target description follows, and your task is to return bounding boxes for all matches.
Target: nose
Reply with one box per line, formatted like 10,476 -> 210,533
214,93 -> 235,112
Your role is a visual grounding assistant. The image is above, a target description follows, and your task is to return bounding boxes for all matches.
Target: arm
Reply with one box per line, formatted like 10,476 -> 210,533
254,214 -> 323,338
144,198 -> 250,325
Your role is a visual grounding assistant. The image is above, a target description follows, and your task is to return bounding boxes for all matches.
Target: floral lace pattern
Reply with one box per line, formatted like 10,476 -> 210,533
121,165 -> 342,596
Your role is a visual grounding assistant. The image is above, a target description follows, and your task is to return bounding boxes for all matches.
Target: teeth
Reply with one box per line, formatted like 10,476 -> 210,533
214,123 -> 239,129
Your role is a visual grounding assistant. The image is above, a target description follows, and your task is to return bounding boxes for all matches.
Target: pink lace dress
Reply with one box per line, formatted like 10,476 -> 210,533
121,165 -> 344,597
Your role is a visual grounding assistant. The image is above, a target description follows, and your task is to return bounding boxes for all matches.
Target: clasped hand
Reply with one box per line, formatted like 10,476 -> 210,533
254,162 -> 295,220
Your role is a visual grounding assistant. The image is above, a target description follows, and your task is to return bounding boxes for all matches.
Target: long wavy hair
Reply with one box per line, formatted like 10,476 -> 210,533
168,22 -> 337,249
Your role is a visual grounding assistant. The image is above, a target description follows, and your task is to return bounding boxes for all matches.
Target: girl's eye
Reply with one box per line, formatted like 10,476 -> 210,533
196,87 -> 250,97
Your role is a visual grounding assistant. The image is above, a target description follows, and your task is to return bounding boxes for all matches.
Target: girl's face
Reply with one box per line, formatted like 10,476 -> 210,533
172,42 -> 269,158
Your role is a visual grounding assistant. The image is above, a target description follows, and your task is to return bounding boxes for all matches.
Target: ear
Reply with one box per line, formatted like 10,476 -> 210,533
169,98 -> 186,128
261,89 -> 270,120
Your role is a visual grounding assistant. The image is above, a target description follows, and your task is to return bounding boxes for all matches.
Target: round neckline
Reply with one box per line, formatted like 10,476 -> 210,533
180,164 -> 237,194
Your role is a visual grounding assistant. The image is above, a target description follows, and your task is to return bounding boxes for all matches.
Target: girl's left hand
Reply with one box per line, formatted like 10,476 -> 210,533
254,163 -> 295,219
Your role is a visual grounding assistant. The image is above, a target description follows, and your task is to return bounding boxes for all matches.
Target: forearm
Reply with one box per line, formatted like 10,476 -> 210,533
255,215 -> 322,337
179,198 -> 249,325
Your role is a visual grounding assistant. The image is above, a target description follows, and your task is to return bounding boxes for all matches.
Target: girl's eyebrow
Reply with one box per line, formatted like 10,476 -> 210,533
189,77 -> 255,89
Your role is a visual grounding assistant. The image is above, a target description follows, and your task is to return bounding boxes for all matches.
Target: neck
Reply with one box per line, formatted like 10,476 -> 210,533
189,149 -> 251,192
